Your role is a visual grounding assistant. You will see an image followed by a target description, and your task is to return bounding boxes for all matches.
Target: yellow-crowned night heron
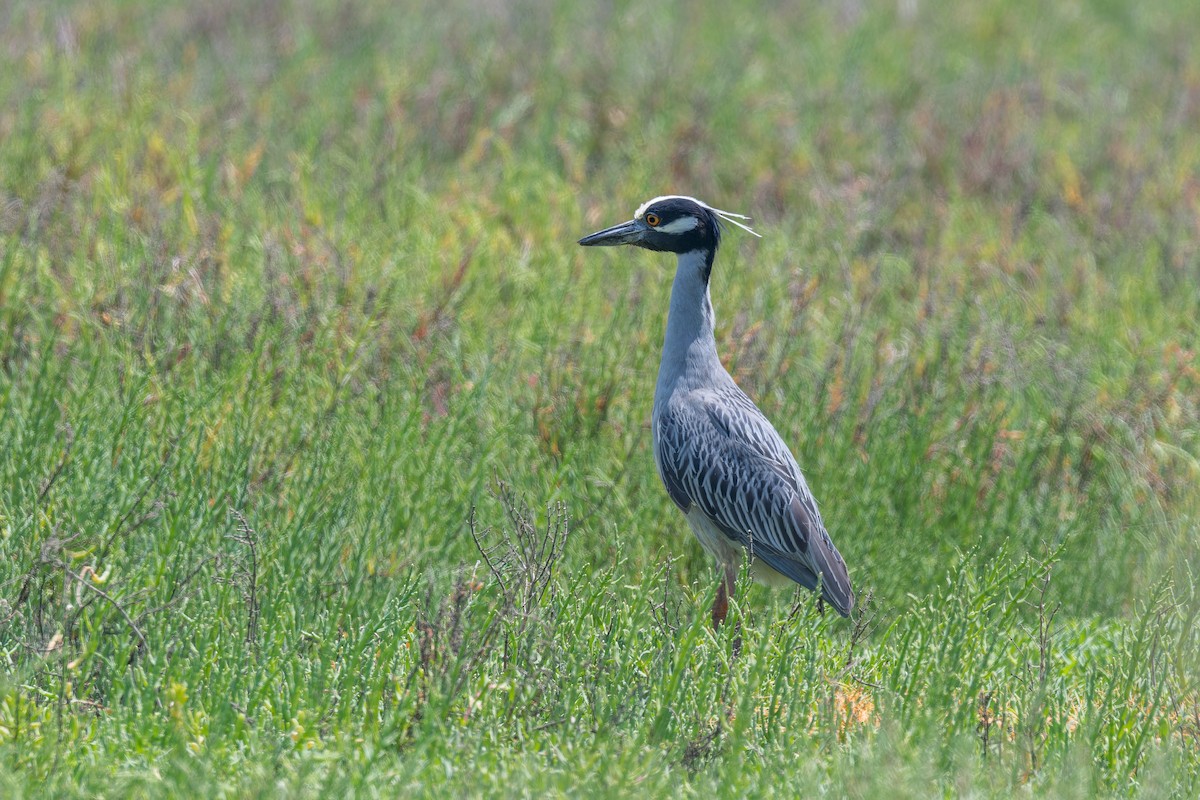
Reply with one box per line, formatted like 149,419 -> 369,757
579,195 -> 853,627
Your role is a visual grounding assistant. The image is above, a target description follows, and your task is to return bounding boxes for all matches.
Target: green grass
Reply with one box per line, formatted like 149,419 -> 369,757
1,0 -> 1199,796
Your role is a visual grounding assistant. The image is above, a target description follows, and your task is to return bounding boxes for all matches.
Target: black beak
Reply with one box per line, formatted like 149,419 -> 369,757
578,219 -> 644,247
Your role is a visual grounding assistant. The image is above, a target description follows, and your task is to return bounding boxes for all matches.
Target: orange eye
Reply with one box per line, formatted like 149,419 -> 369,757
645,213 -> 660,226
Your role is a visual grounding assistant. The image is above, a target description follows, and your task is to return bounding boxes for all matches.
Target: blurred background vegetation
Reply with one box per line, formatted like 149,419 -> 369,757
1,0 -> 1198,795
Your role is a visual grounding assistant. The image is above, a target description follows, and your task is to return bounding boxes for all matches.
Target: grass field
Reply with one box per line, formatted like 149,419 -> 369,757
2,0 -> 1199,796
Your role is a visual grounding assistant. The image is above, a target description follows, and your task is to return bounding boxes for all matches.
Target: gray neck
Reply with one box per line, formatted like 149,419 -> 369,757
655,249 -> 723,405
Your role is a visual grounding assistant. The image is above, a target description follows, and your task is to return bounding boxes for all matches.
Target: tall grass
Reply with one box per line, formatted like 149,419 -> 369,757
1,0 -> 1198,795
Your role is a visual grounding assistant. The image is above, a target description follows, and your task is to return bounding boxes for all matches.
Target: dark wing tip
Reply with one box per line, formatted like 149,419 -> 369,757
823,577 -> 855,617
788,495 -> 854,617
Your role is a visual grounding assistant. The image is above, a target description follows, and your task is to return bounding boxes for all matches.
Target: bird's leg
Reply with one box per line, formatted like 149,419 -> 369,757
725,563 -> 742,657
711,563 -> 739,631
712,579 -> 729,629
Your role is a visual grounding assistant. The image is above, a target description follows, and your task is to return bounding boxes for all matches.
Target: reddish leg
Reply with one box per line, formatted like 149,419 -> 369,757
711,563 -> 739,630
712,580 -> 729,629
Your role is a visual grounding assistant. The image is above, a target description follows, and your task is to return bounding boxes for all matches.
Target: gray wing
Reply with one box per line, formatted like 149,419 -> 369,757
653,388 -> 854,616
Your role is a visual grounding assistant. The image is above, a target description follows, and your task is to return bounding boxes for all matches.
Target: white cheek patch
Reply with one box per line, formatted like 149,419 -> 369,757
657,216 -> 700,234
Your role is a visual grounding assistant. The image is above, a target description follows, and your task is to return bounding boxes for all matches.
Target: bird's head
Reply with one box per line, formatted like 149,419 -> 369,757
578,195 -> 759,254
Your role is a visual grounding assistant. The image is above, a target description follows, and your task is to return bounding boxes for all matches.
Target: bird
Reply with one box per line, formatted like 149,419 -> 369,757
578,195 -> 853,627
